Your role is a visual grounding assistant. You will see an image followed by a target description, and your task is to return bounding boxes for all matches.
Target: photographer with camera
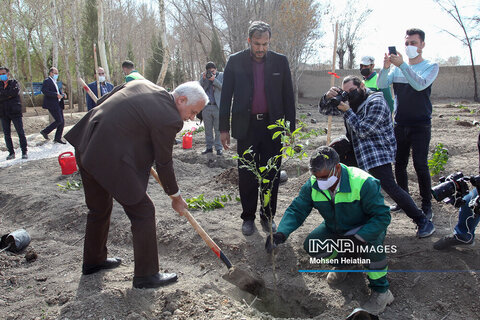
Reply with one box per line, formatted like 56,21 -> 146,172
319,75 -> 435,238
199,61 -> 223,156
433,134 -> 480,250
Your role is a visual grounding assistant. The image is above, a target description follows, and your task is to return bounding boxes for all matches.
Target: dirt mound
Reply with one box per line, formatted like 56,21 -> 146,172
1,102 -> 480,319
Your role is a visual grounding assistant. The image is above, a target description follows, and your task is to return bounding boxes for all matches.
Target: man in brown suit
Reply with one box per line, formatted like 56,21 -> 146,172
65,80 -> 208,289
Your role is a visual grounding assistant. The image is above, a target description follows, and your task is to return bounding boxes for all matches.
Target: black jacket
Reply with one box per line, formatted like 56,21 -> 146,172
0,79 -> 22,119
219,49 -> 296,140
41,77 -> 65,110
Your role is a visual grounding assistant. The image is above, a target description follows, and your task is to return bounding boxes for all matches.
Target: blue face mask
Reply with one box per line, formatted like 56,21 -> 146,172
0,74 -> 7,81
53,74 -> 59,80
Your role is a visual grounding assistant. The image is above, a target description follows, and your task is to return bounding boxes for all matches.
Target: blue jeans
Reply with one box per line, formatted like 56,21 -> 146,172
454,189 -> 480,242
394,124 -> 432,211
1,117 -> 27,154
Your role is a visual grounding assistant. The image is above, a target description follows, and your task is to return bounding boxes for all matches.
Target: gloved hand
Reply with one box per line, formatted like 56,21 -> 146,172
265,232 -> 287,254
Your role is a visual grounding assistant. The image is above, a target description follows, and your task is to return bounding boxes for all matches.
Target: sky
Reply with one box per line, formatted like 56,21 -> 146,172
316,0 -> 480,66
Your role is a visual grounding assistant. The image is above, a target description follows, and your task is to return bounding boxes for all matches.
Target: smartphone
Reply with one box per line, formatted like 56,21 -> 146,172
388,46 -> 397,55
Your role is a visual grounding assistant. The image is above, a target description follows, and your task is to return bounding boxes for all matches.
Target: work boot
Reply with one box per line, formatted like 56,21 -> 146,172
260,215 -> 277,233
416,218 -> 435,238
6,153 -> 15,160
433,235 -> 474,250
361,289 -> 394,315
242,220 -> 255,236
326,267 -> 349,285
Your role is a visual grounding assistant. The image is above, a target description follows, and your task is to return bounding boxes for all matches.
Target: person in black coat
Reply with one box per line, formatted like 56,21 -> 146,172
40,67 -> 67,144
0,66 -> 28,160
219,21 -> 296,236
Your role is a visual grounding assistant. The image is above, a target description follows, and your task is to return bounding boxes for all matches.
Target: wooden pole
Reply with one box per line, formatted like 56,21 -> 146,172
327,22 -> 339,145
93,43 -> 101,98
79,77 -> 98,103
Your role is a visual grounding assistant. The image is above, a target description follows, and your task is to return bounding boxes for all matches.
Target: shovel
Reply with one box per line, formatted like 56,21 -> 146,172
150,168 -> 265,296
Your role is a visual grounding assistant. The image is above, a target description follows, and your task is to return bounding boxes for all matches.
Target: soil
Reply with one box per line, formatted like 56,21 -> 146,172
1,101 -> 480,320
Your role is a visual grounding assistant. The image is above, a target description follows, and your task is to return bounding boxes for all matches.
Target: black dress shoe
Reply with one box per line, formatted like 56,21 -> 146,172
82,257 -> 122,275
40,130 -> 49,140
6,153 -> 15,160
202,148 -> 213,154
22,153 -> 28,159
133,272 -> 178,289
54,139 -> 67,144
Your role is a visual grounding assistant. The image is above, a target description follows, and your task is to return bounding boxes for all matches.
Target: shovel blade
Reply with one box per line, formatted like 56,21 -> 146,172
222,267 -> 265,296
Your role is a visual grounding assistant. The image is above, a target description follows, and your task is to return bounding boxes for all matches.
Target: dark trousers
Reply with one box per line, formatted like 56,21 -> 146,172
43,105 -> 64,140
394,124 -> 432,211
1,117 -> 27,154
369,163 -> 425,224
77,155 -> 159,277
237,116 -> 282,221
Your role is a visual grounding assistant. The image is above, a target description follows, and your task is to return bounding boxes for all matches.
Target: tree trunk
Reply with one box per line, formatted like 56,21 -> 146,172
156,0 -> 169,86
72,0 -> 85,111
97,0 -> 110,81
51,0 -> 59,67
337,48 -> 345,70
57,0 -> 73,110
8,0 -> 19,77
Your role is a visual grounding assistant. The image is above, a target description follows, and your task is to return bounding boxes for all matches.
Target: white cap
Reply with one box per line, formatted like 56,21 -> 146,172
360,56 -> 375,66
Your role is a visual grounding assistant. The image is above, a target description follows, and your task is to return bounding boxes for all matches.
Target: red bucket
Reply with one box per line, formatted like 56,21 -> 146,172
58,152 -> 78,175
182,133 -> 192,149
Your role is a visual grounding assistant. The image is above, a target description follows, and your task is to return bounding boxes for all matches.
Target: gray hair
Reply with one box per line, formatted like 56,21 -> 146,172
248,21 -> 271,39
172,81 -> 208,107
309,146 -> 340,173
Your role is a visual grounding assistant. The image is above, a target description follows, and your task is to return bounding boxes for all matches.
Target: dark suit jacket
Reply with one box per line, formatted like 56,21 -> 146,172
219,49 -> 296,140
86,81 -> 114,110
41,77 -> 65,110
65,80 -> 183,205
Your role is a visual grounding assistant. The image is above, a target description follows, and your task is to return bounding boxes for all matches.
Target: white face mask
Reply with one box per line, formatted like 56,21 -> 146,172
405,45 -> 419,59
98,76 -> 106,82
317,167 -> 338,190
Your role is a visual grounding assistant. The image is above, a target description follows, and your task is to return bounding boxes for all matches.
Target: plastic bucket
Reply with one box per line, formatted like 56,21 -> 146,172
182,134 -> 193,149
0,229 -> 31,253
58,152 -> 78,175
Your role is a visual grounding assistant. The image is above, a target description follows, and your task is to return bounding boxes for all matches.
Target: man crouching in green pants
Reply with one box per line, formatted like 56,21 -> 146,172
265,146 -> 394,315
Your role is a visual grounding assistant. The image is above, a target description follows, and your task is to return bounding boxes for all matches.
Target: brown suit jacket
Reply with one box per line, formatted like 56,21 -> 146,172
65,80 -> 183,205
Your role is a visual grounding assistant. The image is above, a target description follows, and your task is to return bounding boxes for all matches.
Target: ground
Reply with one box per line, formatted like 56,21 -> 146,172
1,101 -> 480,320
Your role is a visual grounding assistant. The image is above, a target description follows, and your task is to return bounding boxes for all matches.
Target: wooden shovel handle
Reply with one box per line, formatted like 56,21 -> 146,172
150,167 -> 233,269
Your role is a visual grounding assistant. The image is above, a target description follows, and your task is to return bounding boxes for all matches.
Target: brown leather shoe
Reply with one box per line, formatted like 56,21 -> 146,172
82,257 -> 122,275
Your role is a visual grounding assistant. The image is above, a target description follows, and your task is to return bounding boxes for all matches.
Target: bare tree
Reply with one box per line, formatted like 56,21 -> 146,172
435,0 -> 479,102
50,0 -> 59,67
156,0 -> 169,86
72,0 -> 85,111
97,0 -> 110,81
332,0 -> 371,69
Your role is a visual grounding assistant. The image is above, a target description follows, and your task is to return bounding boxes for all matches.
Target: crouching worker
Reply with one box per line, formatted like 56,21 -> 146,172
265,146 -> 394,315
65,80 -> 208,289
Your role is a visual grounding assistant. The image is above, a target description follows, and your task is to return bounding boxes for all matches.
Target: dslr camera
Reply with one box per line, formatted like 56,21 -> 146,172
318,89 -> 349,116
206,70 -> 213,79
431,172 -> 480,210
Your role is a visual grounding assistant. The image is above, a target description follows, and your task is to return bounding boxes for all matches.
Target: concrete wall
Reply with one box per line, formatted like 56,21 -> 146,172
298,65 -> 480,101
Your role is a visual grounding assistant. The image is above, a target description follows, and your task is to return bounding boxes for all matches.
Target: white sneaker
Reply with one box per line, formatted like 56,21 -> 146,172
361,289 -> 394,315
326,267 -> 348,285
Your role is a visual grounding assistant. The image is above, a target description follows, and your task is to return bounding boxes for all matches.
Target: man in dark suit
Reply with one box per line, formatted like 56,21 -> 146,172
65,80 -> 208,289
219,21 -> 296,236
86,67 -> 114,111
40,67 -> 67,144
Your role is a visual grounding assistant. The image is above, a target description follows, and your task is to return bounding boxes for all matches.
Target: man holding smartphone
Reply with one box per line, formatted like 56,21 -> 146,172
377,28 -> 439,220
